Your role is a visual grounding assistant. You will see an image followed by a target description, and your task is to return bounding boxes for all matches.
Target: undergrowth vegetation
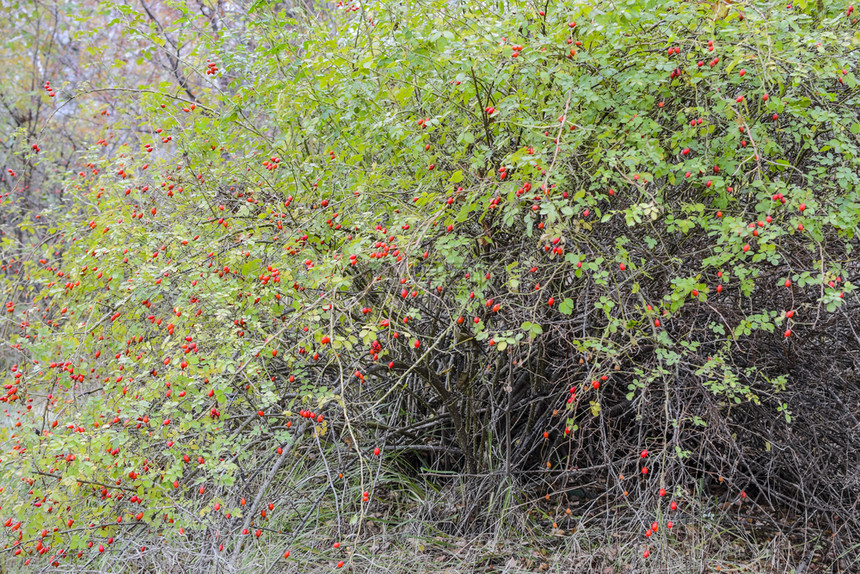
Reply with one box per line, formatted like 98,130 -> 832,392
1,0 -> 859,571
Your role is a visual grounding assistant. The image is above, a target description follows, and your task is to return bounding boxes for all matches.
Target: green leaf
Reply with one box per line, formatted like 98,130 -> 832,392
521,321 -> 543,337
458,131 -> 475,144
558,298 -> 574,315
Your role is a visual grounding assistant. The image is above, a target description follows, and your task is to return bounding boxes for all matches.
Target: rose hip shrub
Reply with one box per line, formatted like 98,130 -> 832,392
1,0 -> 858,570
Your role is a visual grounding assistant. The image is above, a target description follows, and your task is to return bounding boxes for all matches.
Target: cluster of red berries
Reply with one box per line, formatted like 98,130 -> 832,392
299,410 -> 323,423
